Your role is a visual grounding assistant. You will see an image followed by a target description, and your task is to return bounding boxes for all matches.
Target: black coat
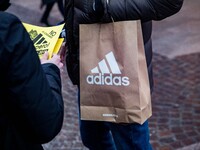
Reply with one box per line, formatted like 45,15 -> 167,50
65,0 -> 184,90
42,0 -> 56,5
0,12 -> 63,150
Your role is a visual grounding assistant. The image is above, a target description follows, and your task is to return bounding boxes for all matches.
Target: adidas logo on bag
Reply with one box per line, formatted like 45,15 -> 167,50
86,52 -> 130,86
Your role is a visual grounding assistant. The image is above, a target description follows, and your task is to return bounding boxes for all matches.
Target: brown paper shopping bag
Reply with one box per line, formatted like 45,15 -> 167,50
80,20 -> 152,124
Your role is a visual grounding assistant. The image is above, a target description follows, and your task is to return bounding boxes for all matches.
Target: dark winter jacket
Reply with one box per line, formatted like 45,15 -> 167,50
42,0 -> 56,5
0,12 -> 63,150
65,0 -> 184,90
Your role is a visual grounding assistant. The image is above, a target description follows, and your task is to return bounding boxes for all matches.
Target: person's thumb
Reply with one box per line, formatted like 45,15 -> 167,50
42,51 -> 49,60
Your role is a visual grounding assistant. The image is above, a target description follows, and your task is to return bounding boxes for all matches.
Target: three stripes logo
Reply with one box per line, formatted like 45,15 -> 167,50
86,52 -> 130,86
29,30 -> 49,55
33,33 -> 48,45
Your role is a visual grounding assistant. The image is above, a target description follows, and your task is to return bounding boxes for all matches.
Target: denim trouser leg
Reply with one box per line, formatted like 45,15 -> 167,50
109,121 -> 153,150
78,91 -> 152,150
78,91 -> 116,150
80,120 -> 117,150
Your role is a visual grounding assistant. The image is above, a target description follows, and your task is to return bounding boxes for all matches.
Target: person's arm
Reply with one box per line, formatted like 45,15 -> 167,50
3,13 -> 63,143
101,0 -> 184,21
74,0 -> 184,24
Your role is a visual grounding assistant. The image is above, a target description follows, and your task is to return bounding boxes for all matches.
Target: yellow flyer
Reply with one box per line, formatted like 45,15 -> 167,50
23,22 -> 65,59
53,38 -> 64,54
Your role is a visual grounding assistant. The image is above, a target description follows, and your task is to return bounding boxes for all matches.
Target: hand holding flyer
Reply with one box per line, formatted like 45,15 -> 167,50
23,23 -> 65,59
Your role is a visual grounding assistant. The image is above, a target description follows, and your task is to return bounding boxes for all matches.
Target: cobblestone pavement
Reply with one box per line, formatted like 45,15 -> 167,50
150,53 -> 200,150
6,0 -> 200,149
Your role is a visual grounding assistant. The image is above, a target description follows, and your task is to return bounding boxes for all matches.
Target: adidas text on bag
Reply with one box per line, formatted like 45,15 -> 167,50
86,51 -> 130,86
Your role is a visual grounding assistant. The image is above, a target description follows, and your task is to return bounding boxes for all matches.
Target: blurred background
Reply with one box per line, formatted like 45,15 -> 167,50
5,0 -> 200,149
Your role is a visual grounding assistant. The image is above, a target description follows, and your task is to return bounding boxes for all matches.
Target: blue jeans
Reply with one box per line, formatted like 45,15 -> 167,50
78,93 -> 152,150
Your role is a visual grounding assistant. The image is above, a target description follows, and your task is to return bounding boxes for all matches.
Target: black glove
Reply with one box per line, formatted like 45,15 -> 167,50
93,0 -> 104,19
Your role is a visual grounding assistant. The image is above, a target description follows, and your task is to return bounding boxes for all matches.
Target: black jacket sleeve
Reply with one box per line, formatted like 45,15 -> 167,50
0,12 -> 63,144
102,0 -> 184,21
73,0 -> 184,24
